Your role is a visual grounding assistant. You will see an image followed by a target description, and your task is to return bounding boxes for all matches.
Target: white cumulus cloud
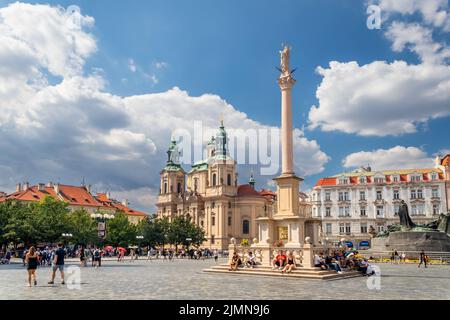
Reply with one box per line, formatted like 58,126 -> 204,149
342,146 -> 435,171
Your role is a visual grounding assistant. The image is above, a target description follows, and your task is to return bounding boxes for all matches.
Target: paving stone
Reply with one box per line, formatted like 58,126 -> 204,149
0,259 -> 449,300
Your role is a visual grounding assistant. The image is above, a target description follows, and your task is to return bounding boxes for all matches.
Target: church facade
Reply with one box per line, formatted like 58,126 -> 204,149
156,122 -> 275,250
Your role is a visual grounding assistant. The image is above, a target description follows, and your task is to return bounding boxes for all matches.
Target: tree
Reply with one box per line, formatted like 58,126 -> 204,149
69,209 -> 98,246
137,215 -> 166,248
167,215 -> 206,249
30,196 -> 71,244
105,212 -> 136,247
1,200 -> 36,246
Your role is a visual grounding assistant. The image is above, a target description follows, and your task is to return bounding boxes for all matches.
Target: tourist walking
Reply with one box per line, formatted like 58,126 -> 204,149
418,250 -> 428,268
93,248 -> 101,268
79,246 -> 86,267
48,243 -> 65,285
25,246 -> 39,287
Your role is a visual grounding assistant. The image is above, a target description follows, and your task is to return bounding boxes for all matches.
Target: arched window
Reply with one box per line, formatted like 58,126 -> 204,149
212,173 -> 217,186
242,220 -> 250,235
177,182 -> 182,194
164,182 -> 168,194
227,174 -> 232,186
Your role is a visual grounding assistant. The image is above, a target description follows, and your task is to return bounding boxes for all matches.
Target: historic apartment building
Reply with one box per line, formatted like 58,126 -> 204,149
0,182 -> 148,224
310,154 -> 450,249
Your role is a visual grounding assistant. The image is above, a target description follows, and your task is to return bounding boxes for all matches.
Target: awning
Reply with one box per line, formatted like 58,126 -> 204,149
359,241 -> 370,247
345,241 -> 354,247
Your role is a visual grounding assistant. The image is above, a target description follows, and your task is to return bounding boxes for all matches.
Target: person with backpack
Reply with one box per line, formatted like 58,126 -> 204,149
93,248 -> 101,268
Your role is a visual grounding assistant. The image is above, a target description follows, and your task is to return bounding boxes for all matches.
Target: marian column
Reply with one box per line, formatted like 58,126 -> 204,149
279,46 -> 295,176
274,46 -> 303,219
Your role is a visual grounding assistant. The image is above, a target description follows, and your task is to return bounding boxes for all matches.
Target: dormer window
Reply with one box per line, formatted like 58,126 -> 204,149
359,176 -> 366,184
430,172 -> 438,181
392,175 -> 400,183
410,174 -> 422,182
374,177 -> 384,184
338,176 -> 349,185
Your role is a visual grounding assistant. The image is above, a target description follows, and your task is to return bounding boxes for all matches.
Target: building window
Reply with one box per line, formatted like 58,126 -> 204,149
338,192 -> 349,201
411,205 -> 417,216
417,189 -> 423,199
228,216 -> 232,226
325,192 -> 331,201
393,175 -> 399,183
411,175 -> 421,182
211,216 -> 216,226
200,220 -> 204,227
433,204 -> 440,215
394,205 -> 400,216
377,225 -> 385,233
432,189 -> 439,198
393,190 -> 400,200
211,235 -> 215,244
227,174 -> 231,186
339,207 -> 350,217
361,223 -> 368,234
360,191 -> 366,201
360,207 -> 367,216
242,220 -> 250,234
374,177 -> 384,184
376,206 -> 384,217
212,173 -> 217,186
339,177 -> 349,185
211,202 -> 215,209
417,204 -> 424,215
411,190 -> 416,199
431,173 -> 438,180
164,182 -> 168,194
228,202 -> 232,209
359,176 -> 366,184
339,223 -> 345,235
325,207 -> 331,217
326,223 -> 332,235
376,191 -> 383,200
345,223 -> 351,235
177,182 -> 182,194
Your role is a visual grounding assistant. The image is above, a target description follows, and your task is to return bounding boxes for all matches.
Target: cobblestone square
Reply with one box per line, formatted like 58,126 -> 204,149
0,259 -> 449,300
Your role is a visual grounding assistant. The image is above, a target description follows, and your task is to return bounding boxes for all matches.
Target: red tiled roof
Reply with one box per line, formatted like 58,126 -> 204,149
442,155 -> 450,166
95,193 -> 147,217
237,184 -> 262,197
4,184 -> 102,207
259,189 -> 276,197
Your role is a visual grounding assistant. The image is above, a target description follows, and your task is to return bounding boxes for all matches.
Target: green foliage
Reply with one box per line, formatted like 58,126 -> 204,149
69,208 -> 98,246
105,212 -> 137,247
30,197 -> 71,244
0,198 -> 207,248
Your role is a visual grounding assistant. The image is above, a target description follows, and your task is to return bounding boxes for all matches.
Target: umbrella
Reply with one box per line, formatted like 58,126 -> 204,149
104,246 -> 113,251
118,247 -> 126,252
128,245 -> 138,249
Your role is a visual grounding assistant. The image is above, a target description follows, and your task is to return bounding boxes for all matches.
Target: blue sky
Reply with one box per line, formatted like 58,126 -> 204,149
0,0 -> 449,211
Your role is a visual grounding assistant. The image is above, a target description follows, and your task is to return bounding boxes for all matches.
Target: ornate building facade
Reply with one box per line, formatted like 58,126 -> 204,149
156,122 -> 278,250
310,154 -> 450,248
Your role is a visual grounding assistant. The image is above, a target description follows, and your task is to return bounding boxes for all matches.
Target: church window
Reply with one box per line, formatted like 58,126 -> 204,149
177,182 -> 182,194
212,216 -> 216,226
228,216 -> 232,226
212,173 -> 217,186
242,220 -> 250,234
164,182 -> 167,194
227,174 -> 231,186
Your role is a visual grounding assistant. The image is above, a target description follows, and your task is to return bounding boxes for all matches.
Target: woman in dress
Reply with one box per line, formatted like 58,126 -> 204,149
25,246 -> 39,287
281,251 -> 297,273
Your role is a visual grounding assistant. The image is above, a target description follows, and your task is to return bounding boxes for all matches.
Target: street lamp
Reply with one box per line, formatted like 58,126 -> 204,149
90,213 -> 115,239
61,233 -> 73,246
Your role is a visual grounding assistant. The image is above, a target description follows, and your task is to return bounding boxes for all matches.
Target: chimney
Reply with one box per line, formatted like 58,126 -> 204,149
23,182 -> 29,191
107,192 -> 111,200
16,183 -> 22,192
46,181 -> 53,188
122,199 -> 129,207
38,183 -> 45,192
54,183 -> 60,195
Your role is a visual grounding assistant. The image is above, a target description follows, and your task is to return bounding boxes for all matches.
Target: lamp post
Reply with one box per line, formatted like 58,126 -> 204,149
61,233 -> 73,246
90,213 -> 115,240
136,235 -> 144,256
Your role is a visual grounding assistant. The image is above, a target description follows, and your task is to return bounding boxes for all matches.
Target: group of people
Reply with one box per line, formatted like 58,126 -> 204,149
23,243 -> 66,287
229,251 -> 257,271
389,250 -> 407,264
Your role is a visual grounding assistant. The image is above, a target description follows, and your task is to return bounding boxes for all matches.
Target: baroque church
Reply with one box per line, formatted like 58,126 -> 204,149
156,121 -> 277,250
